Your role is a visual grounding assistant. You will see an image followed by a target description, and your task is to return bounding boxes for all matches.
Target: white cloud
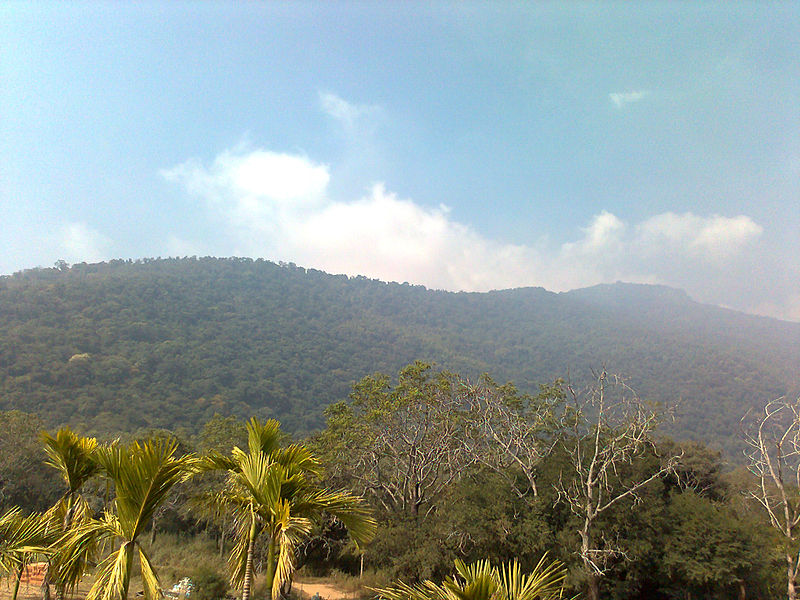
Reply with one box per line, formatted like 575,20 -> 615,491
637,212 -> 763,259
59,222 -> 111,264
564,210 -> 626,254
161,148 -> 328,208
161,144 -> 781,316
319,92 -> 381,132
609,90 -> 650,109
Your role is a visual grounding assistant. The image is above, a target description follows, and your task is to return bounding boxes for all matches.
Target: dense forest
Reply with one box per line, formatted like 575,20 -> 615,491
1,257 -> 798,454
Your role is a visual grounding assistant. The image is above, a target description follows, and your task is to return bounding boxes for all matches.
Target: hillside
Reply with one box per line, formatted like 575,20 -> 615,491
1,257 -> 798,453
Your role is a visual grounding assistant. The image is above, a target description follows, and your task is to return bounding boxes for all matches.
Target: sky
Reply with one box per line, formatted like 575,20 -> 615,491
1,2 -> 799,321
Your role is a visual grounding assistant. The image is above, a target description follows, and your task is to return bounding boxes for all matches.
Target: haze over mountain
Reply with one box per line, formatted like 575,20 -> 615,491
1,257 -> 798,455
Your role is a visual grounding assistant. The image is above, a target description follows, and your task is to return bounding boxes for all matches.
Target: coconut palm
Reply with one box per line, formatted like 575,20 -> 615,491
375,556 -> 571,600
203,418 -> 376,600
61,438 -> 198,600
41,427 -> 101,600
0,508 -> 54,600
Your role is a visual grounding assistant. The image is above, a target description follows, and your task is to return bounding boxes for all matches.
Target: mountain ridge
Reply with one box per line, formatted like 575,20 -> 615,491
1,257 -> 797,455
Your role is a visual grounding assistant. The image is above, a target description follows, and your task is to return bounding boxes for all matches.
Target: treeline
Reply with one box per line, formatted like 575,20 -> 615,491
2,362 -> 795,600
1,257 -> 799,453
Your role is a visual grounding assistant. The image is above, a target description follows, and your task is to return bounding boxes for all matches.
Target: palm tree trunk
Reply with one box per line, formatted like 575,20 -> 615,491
41,563 -> 52,600
12,564 -> 24,600
150,515 -> 158,546
241,516 -> 257,600
264,534 -> 278,599
219,517 -> 226,559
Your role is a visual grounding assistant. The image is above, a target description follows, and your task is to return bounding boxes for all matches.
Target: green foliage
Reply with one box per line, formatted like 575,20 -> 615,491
0,411 -> 60,511
661,491 -> 764,593
375,556 -> 571,600
1,258 -> 798,453
190,565 -> 229,600
61,438 -> 199,600
41,427 -> 100,496
0,507 -> 53,579
202,418 -> 376,600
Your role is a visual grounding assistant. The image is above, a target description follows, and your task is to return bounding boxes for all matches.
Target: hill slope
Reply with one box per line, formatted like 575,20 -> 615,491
1,257 -> 798,452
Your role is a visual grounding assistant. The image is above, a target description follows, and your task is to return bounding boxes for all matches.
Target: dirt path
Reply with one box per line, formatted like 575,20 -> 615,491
292,581 -> 356,600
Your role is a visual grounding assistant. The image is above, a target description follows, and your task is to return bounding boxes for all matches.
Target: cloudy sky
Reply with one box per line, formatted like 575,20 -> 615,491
2,3 -> 798,321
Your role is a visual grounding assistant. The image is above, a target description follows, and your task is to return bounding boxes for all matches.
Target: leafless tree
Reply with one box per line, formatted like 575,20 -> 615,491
463,377 -> 563,502
554,370 -> 679,600
742,397 -> 800,600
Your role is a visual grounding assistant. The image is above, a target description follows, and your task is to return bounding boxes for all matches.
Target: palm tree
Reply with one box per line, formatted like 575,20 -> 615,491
0,508 -> 54,600
41,427 -> 101,600
61,438 -> 197,600
203,418 -> 376,600
375,556 -> 571,600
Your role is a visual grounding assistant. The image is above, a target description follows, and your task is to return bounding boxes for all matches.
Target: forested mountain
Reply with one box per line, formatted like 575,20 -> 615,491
1,257 -> 798,452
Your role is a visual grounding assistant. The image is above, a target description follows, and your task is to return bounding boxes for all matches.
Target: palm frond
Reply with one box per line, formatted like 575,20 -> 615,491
227,521 -> 253,589
48,498 -> 99,593
197,452 -> 238,473
235,454 -> 283,511
246,418 -> 284,457
377,557 -> 570,600
86,540 -> 134,600
41,427 -> 100,494
292,488 -> 377,547
274,444 -> 321,478
270,500 -> 313,600
137,545 -> 162,600
0,508 -> 53,576
447,559 -> 497,600
58,511 -> 120,585
94,438 -> 198,539
373,579 -> 451,600
498,555 -> 568,600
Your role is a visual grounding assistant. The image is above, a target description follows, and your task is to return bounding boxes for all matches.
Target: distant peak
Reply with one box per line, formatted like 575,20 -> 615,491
563,282 -> 693,304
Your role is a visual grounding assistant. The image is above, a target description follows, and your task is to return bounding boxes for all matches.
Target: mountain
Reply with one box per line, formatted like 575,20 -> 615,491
1,257 -> 798,454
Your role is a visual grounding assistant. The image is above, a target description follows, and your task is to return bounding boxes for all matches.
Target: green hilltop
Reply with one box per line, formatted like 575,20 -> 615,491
1,257 -> 798,453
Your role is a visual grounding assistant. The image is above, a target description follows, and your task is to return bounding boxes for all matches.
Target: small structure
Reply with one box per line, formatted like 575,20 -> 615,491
18,563 -> 48,587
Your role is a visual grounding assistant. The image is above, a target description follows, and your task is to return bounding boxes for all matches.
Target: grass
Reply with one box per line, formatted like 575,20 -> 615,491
144,532 -> 228,587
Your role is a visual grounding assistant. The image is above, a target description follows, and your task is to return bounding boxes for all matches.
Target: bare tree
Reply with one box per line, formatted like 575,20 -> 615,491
554,370 -> 679,600
742,397 -> 800,600
464,377 -> 563,502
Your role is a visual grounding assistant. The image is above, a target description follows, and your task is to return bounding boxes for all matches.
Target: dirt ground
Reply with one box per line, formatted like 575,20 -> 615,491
0,582 -> 89,600
1,579 -> 360,600
292,581 -> 356,600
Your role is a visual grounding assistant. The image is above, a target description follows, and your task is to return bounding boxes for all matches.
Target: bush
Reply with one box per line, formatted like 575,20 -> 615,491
191,566 -> 229,600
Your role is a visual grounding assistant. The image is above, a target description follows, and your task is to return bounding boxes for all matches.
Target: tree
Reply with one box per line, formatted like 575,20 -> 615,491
203,418 -> 376,600
742,397 -> 800,600
0,411 -> 59,512
40,427 -> 102,600
554,371 -> 680,600
0,508 -> 53,600
195,415 -> 248,556
316,362 -> 475,520
62,438 -> 198,600
464,378 -> 564,501
662,491 -> 765,600
376,555 -> 570,600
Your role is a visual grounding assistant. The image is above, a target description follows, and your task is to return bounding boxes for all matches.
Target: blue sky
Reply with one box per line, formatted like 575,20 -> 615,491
2,2 -> 798,320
